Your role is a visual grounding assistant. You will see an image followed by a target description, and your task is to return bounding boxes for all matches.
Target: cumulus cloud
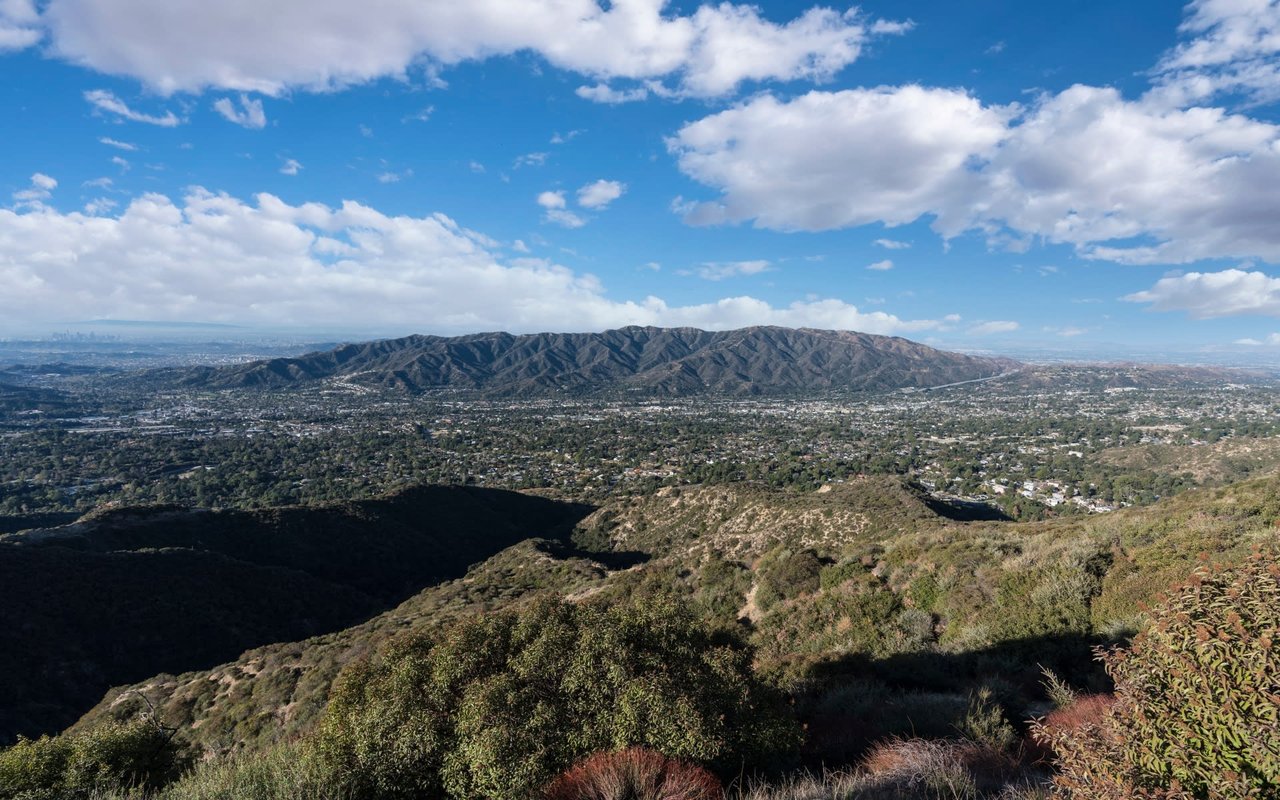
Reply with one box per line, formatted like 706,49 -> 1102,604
0,188 -> 947,335
212,94 -> 267,128
280,158 -> 302,176
536,191 -> 585,227
38,0 -> 904,97
84,89 -> 181,126
537,190 -> 566,209
968,320 -> 1019,335
670,83 -> 1280,265
1151,0 -> 1280,107
692,260 -> 771,280
577,179 -> 625,209
866,259 -> 893,271
0,0 -> 40,50
669,87 -> 1012,231
1125,268 -> 1280,317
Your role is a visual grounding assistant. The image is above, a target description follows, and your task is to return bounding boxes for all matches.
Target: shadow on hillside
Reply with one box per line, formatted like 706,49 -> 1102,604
806,632 -> 1112,698
923,496 -> 1013,522
0,511 -> 81,535
793,633 -> 1116,768
0,484 -> 599,746
540,538 -> 651,570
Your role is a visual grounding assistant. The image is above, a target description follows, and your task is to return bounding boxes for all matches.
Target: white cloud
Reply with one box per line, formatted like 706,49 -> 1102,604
1150,0 -> 1280,107
1125,268 -> 1280,317
576,83 -> 651,104
873,238 -> 910,249
669,87 -> 1012,231
514,152 -> 548,169
577,179 -> 625,209
404,105 -> 434,122
98,136 -> 138,151
866,259 -> 893,271
83,89 -> 181,126
693,259 -> 771,280
1236,333 -> 1280,345
376,169 -> 412,184
670,82 -> 1280,265
537,190 -> 566,209
537,192 -> 585,226
280,158 -> 302,176
545,209 -> 587,228
111,156 -> 130,172
968,320 -> 1019,335
40,0 -> 905,98
12,173 -> 57,204
550,130 -> 583,144
0,0 -> 39,50
469,161 -> 486,174
84,197 -> 117,215
0,187 -> 945,335
213,94 -> 267,128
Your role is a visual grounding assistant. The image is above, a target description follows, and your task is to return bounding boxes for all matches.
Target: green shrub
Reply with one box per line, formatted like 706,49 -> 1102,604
755,574 -> 902,662
985,569 -> 1095,642
755,548 -> 823,612
0,720 -> 185,800
1036,550 -> 1280,798
957,688 -> 1017,754
157,743 -> 340,800
313,595 -> 798,799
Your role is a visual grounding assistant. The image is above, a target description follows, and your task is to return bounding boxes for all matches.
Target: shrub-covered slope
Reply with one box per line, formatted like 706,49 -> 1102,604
70,473 -> 1280,772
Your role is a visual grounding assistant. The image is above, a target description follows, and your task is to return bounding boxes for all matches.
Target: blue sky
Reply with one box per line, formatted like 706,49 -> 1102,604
3,0 -> 1280,357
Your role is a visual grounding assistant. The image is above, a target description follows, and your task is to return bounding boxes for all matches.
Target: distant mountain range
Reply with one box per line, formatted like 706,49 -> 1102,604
156,326 -> 1020,395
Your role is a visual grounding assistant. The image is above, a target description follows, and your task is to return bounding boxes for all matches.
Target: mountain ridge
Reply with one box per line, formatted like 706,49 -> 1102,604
153,325 -> 1020,395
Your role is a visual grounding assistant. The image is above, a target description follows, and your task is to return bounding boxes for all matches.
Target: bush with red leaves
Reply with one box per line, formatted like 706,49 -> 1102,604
541,747 -> 723,800
1040,695 -> 1115,740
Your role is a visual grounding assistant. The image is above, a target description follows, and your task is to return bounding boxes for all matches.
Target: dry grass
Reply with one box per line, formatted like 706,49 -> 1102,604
542,747 -> 722,800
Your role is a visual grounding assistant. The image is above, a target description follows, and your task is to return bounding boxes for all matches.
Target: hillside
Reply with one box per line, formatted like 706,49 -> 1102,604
71,473 -> 1280,763
0,486 -> 592,744
154,326 -> 1018,396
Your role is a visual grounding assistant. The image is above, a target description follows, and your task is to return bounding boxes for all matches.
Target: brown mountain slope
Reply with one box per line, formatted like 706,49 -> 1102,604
156,326 -> 1018,396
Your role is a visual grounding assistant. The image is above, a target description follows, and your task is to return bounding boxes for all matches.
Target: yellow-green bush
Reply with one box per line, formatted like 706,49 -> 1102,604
0,720 -> 185,800
1037,550 -> 1280,799
313,595 -> 799,800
